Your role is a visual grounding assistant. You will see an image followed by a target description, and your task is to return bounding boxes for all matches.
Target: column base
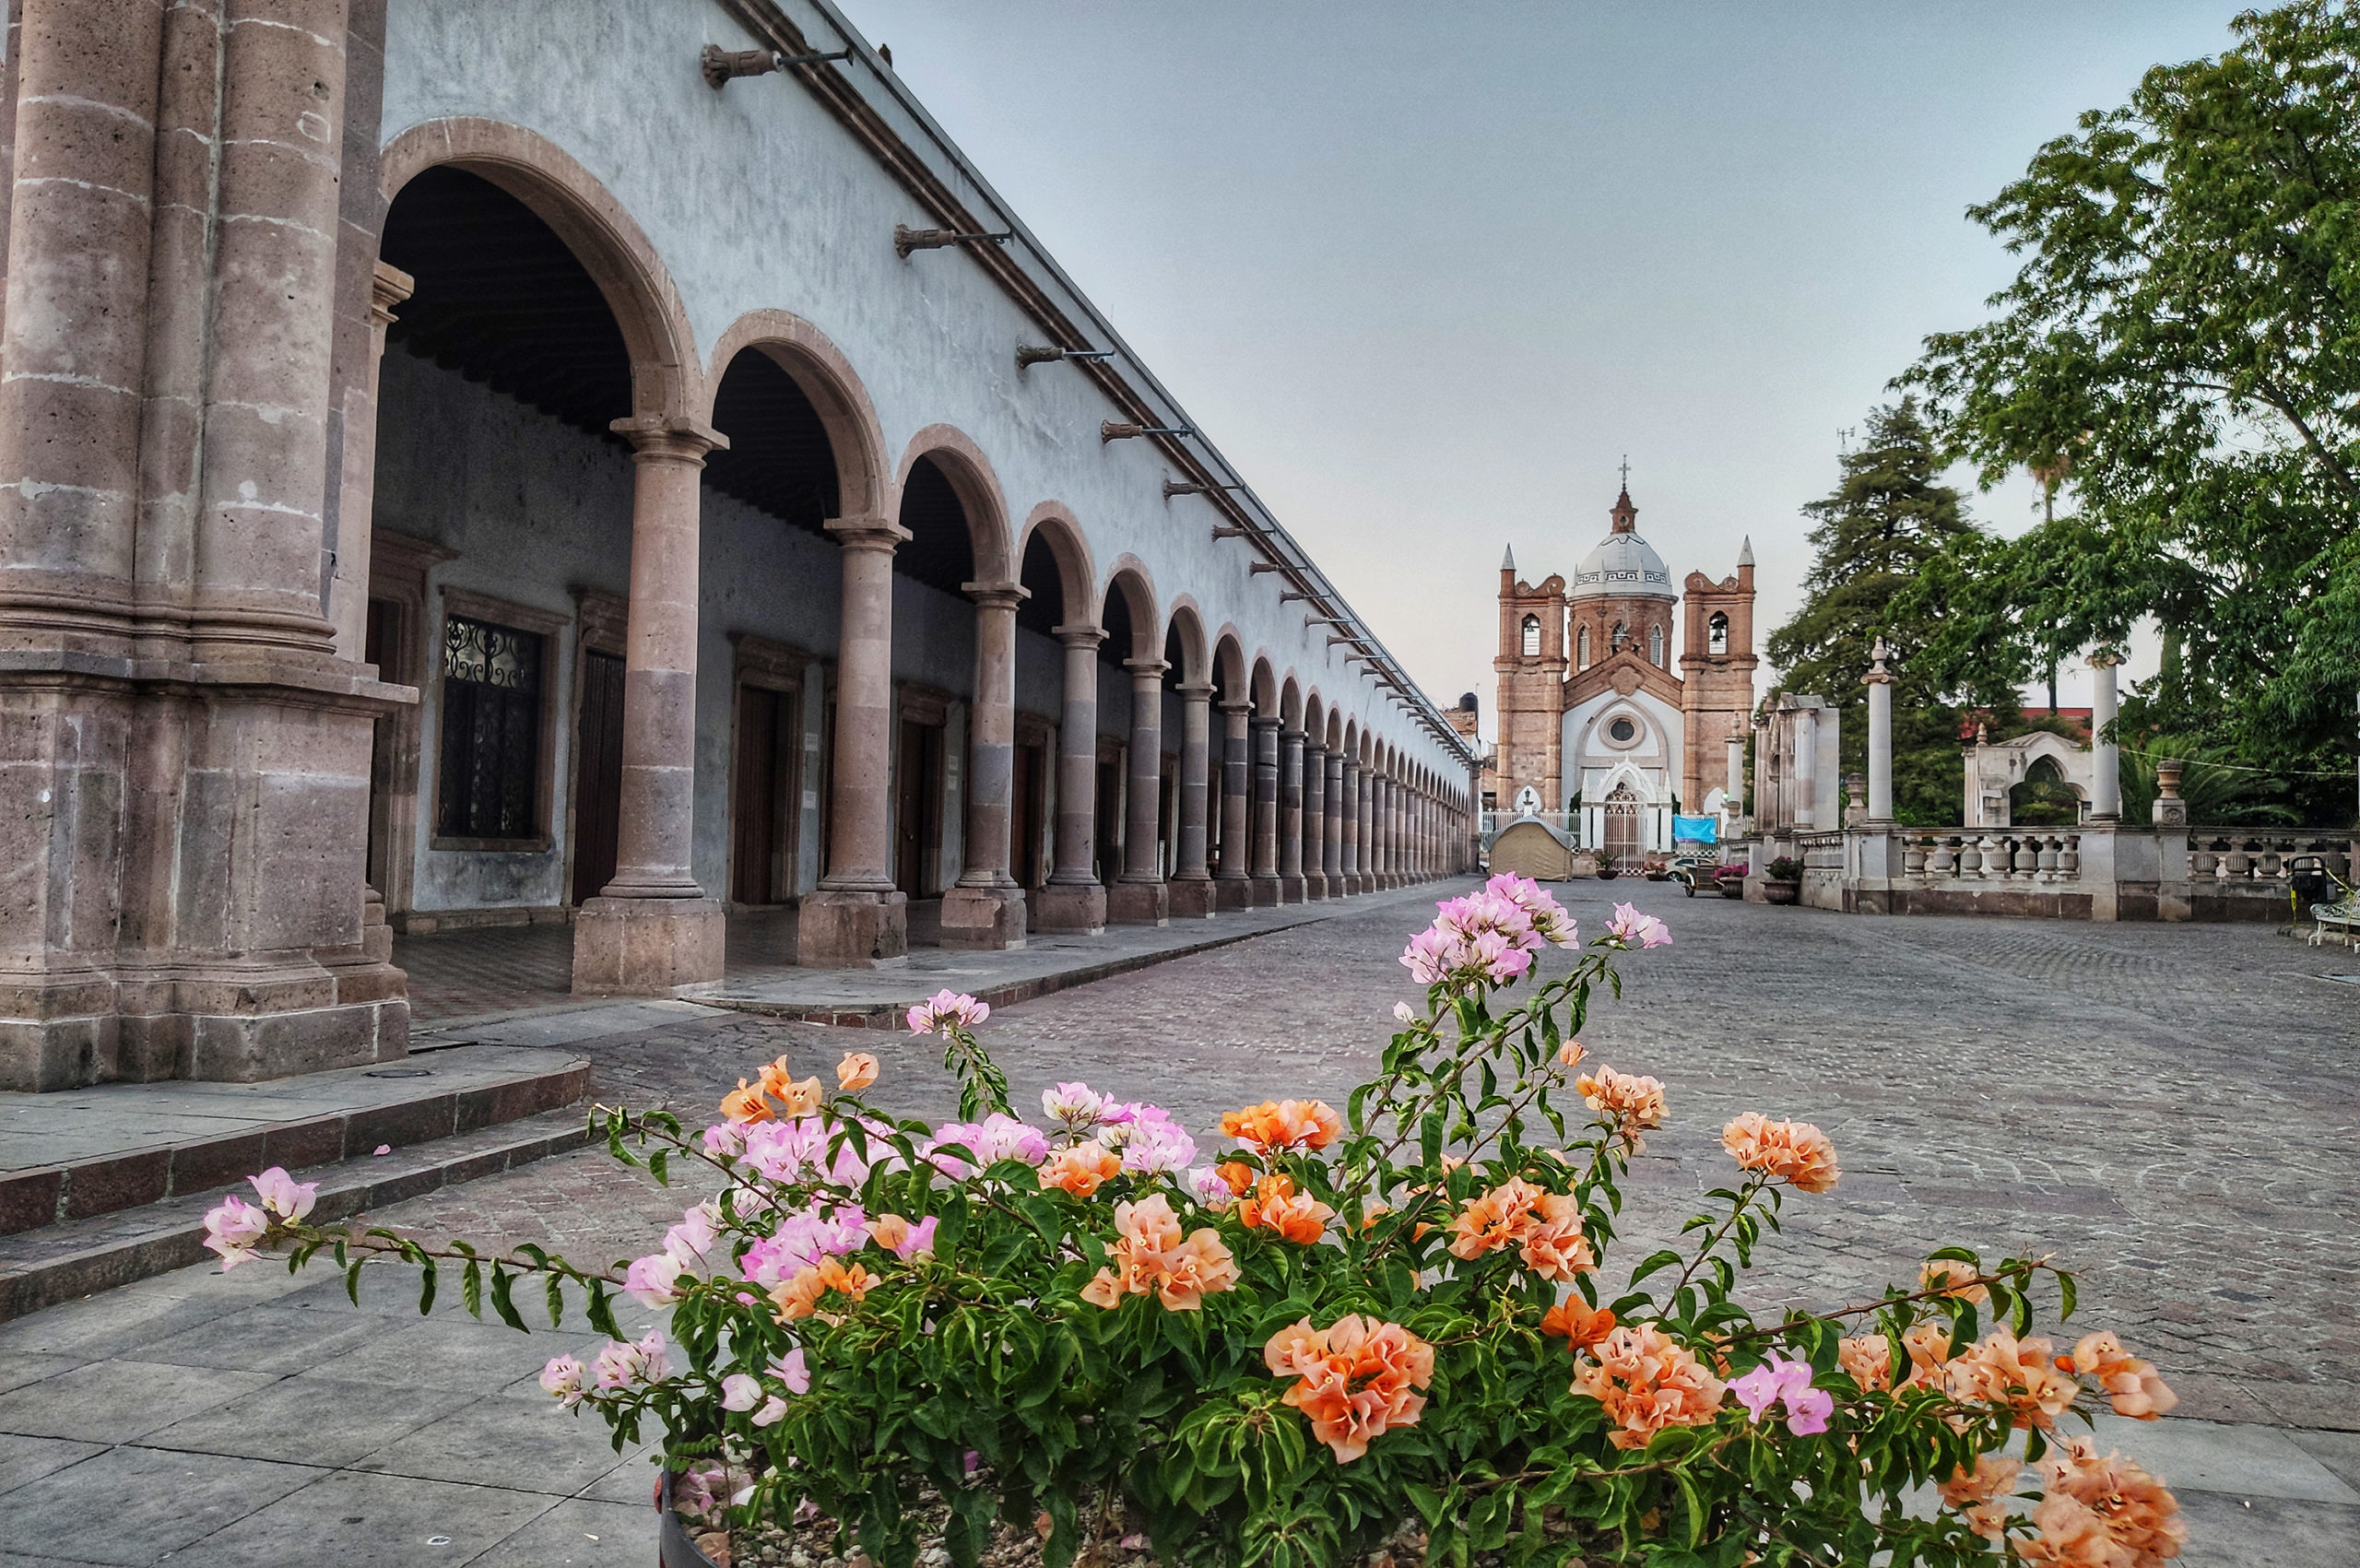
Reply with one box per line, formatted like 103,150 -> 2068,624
1303,874 -> 1328,902
938,886 -> 1027,951
575,897 -> 727,994
1106,879 -> 1169,925
796,889 -> 909,969
1280,875 -> 1306,902
1034,881 -> 1106,934
1252,876 -> 1282,907
1215,876 -> 1253,911
1167,878 -> 1218,919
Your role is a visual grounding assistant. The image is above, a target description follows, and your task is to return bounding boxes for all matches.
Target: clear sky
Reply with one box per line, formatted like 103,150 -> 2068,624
837,1 -> 2251,736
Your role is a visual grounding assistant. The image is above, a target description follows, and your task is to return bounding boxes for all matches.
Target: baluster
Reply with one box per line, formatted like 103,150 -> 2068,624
1904,836 -> 1928,877
1929,836 -> 1957,878
2222,837 -> 2251,881
2013,835 -> 2039,876
2059,833 -> 2080,879
2191,837 -> 2220,880
2035,834 -> 2059,879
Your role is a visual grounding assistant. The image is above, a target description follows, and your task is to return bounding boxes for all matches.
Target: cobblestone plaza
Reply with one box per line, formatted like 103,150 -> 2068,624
0,881 -> 2353,1563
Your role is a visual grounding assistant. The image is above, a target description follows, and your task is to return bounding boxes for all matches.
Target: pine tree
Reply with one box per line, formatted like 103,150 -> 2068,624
1766,399 -> 1988,824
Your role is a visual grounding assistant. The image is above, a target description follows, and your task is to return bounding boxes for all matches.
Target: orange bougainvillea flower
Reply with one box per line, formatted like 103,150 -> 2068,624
1921,1257 -> 1990,1304
1220,1099 -> 1343,1152
720,1078 -> 775,1125
1215,1160 -> 1257,1195
1571,1324 -> 1725,1451
1556,1039 -> 1587,1069
1039,1141 -> 1124,1197
1935,1455 -> 2023,1542
2034,1433 -> 2186,1568
1539,1299 -> 1617,1352
1237,1173 -> 1335,1244
1574,1067 -> 1668,1151
1446,1178 -> 1596,1282
769,1257 -> 876,1325
1943,1330 -> 2079,1432
2060,1331 -> 2178,1421
1900,1321 -> 1956,1391
1720,1113 -> 1841,1193
835,1051 -> 879,1092
1837,1332 -> 1895,1393
1081,1194 -> 1239,1313
1263,1314 -> 1434,1463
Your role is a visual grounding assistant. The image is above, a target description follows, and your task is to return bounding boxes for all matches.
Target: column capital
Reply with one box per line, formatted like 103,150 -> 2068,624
2086,648 -> 2124,669
1302,737 -> 1326,755
1174,680 -> 1217,700
827,513 -> 912,553
1216,698 -> 1254,716
1054,623 -> 1108,650
370,260 -> 416,325
1250,713 -> 1282,732
962,579 -> 1029,609
611,414 -> 729,463
1124,656 -> 1170,678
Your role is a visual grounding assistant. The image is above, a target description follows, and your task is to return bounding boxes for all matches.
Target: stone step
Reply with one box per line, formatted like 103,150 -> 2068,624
0,1102 -> 595,1322
0,1044 -> 592,1238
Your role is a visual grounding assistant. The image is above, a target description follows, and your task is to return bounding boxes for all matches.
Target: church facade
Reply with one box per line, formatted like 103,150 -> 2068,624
1491,486 -> 1756,855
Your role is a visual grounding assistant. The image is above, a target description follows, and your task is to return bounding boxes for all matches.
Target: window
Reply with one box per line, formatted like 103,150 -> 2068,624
1520,614 -> 1540,657
1648,624 -> 1664,666
437,614 -> 543,840
1608,716 -> 1638,744
1576,625 -> 1590,668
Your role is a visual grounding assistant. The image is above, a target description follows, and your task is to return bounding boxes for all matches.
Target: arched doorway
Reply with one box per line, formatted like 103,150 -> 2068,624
1602,782 -> 1642,860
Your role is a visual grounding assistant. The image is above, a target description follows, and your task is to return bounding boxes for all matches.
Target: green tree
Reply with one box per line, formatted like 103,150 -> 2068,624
1766,399 -> 1996,824
1900,0 -> 2360,808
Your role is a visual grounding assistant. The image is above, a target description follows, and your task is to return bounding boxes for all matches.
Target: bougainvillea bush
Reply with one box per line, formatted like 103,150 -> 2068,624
206,878 -> 2185,1568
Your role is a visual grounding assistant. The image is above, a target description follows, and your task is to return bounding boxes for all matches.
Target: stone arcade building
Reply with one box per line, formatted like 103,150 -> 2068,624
0,0 -> 1478,1091
1491,486 -> 1755,856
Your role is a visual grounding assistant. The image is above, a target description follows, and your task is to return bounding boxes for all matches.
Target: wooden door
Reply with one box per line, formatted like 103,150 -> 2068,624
1013,740 -> 1044,889
894,720 -> 944,897
732,685 -> 796,903
571,651 -> 626,904
1093,754 -> 1122,885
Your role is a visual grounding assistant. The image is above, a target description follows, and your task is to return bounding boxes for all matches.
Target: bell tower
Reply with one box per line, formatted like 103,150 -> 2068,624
1493,545 -> 1566,815
1679,537 -> 1759,812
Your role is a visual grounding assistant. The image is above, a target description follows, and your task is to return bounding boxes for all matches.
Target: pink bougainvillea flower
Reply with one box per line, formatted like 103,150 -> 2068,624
1119,1117 -> 1198,1175
1185,1165 -> 1237,1212
1392,1001 -> 1415,1023
249,1167 -> 319,1222
201,1194 -> 270,1268
769,1347 -> 811,1395
751,1395 -> 790,1427
906,989 -> 989,1035
1042,1081 -> 1114,1130
623,1250 -> 687,1309
835,1052 -> 879,1091
720,1373 -> 761,1411
1605,902 -> 1671,949
539,1353 -> 587,1408
589,1331 -> 672,1391
372,1144 -> 392,1156
701,1123 -> 749,1160
1728,1355 -> 1829,1434
1486,873 -> 1579,947
865,1212 -> 938,1260
926,1114 -> 1050,1173
1721,1113 -> 1841,1193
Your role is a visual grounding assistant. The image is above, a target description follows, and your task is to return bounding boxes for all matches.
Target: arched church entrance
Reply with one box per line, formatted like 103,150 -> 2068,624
1602,783 -> 1642,859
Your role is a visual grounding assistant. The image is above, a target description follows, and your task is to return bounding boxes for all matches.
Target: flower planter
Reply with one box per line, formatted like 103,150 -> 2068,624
1762,880 -> 1800,905
1716,877 -> 1746,900
1595,867 -> 1619,880
660,1474 -> 723,1568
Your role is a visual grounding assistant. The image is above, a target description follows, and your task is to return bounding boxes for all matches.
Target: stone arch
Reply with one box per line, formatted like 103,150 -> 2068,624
703,310 -> 888,520
1016,503 -> 1098,626
1326,707 -> 1345,751
1211,631 -> 1248,701
1101,557 -> 1162,661
894,425 -> 1015,585
1304,690 -> 1327,740
1280,677 -> 1303,729
1250,656 -> 1279,714
1162,599 -> 1210,686
380,119 -> 701,423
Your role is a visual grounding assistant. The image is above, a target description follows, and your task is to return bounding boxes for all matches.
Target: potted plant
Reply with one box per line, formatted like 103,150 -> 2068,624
203,884 -> 2182,1568
1593,851 -> 1619,880
1641,855 -> 1671,881
1715,862 -> 1750,900
1763,856 -> 1803,905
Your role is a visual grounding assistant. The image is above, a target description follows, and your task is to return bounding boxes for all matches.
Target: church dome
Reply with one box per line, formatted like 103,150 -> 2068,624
1570,486 -> 1675,601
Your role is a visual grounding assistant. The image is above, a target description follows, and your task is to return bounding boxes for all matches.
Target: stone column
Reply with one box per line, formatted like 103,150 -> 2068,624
1340,757 -> 1363,892
1108,658 -> 1170,925
1864,639 -> 1895,825
1168,681 -> 1216,918
798,515 -> 913,968
1035,626 -> 1108,931
2088,652 -> 2121,822
574,419 -> 728,994
1386,777 -> 1403,886
330,264 -> 415,659
1725,734 -> 1745,831
1793,707 -> 1819,831
1324,749 -> 1347,894
1215,701 -> 1252,909
940,582 -> 1026,949
1278,725 -> 1306,902
1300,740 -> 1327,899
1369,775 -> 1387,887
1250,716 -> 1282,905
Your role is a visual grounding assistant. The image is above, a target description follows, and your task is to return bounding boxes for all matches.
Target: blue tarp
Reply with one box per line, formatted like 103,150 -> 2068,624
1671,815 -> 1718,844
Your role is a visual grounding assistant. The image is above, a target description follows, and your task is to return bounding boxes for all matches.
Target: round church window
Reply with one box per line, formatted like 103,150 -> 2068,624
1609,717 -> 1637,743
